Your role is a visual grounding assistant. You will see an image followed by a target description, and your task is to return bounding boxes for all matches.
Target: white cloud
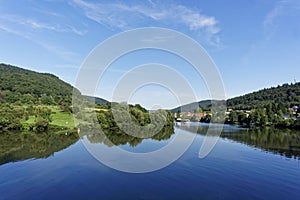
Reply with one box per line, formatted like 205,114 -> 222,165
173,5 -> 218,31
71,0 -> 221,46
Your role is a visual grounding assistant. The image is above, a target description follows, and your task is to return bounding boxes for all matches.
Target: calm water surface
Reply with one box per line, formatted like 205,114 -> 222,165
0,124 -> 300,200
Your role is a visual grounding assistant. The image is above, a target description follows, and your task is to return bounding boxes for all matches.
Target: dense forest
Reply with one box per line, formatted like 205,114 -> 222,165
0,63 -> 78,105
171,82 -> 300,113
227,82 -> 300,110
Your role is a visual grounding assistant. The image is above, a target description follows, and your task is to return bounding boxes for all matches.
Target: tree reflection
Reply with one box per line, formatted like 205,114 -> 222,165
177,124 -> 300,160
0,130 -> 78,165
80,125 -> 174,147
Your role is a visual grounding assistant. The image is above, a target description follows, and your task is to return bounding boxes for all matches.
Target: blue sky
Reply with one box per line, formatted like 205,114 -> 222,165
0,0 -> 300,109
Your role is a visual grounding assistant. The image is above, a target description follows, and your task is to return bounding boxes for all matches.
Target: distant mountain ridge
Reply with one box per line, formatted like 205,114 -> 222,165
170,100 -> 224,113
82,95 -> 108,105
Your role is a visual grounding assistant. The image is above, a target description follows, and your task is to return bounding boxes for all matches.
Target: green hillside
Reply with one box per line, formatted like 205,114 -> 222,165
0,63 -> 78,105
227,82 -> 300,110
171,82 -> 300,113
0,63 -> 82,131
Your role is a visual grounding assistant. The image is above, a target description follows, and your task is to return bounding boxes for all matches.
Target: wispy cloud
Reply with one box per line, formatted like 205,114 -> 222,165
71,0 -> 221,46
263,0 -> 300,34
0,22 -> 33,40
263,1 -> 286,32
0,14 -> 87,36
0,12 -> 87,64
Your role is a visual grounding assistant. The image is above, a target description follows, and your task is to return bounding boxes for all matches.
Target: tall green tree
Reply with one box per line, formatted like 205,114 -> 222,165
228,111 -> 238,124
34,106 -> 52,131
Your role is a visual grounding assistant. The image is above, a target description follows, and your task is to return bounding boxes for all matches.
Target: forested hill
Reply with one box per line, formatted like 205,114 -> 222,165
227,82 -> 300,110
170,100 -> 224,113
83,95 -> 108,105
0,63 -> 78,105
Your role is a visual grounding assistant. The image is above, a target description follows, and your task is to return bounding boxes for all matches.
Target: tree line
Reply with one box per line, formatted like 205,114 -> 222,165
227,82 -> 300,110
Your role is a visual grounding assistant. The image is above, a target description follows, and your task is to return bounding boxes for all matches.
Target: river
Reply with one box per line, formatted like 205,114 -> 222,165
0,123 -> 299,199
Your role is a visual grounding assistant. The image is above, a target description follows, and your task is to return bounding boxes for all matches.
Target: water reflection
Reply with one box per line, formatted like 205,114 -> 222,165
2,123 -> 299,166
177,123 -> 300,159
80,125 -> 174,147
0,130 -> 78,165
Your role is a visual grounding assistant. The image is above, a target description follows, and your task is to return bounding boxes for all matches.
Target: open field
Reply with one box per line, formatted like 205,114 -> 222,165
23,106 -> 76,129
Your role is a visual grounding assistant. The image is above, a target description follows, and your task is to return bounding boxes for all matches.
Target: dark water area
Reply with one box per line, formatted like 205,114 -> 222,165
0,124 -> 300,199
